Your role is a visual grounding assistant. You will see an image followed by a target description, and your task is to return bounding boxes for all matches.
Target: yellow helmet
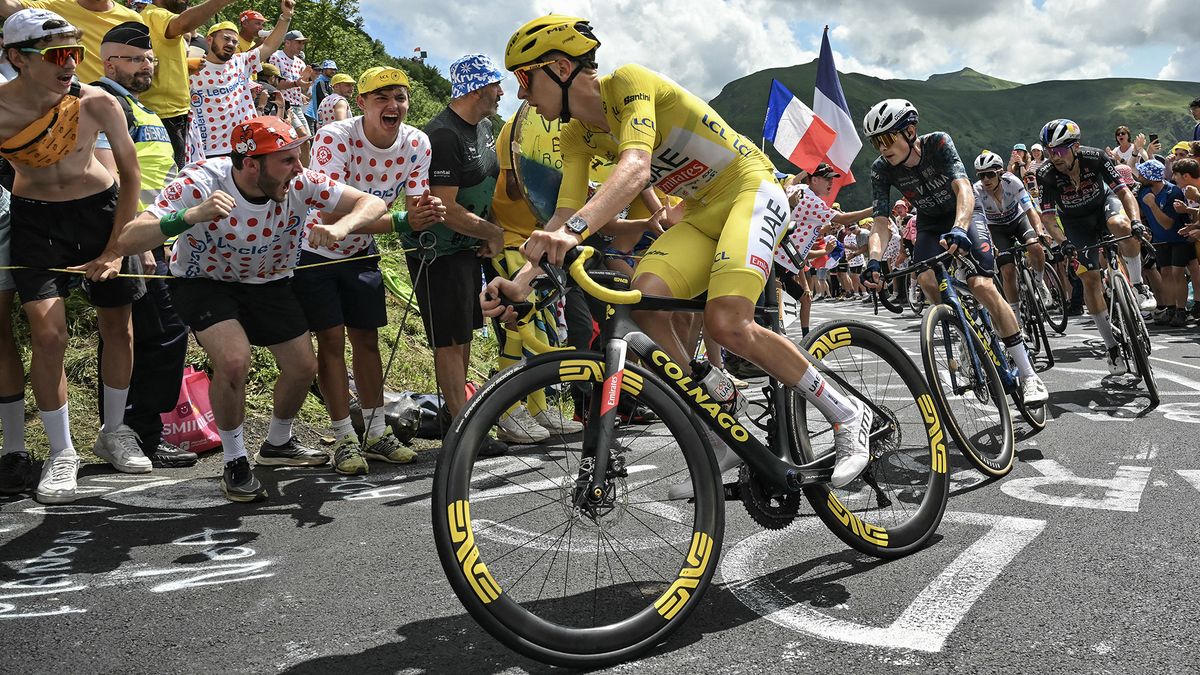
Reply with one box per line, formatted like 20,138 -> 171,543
504,15 -> 600,70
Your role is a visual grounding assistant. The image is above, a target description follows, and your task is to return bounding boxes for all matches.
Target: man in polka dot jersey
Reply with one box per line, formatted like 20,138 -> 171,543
188,0 -> 294,159
295,65 -> 432,475
117,116 -> 392,502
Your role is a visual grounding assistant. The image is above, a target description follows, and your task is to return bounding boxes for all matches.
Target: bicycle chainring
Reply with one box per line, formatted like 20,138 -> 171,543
738,464 -> 802,530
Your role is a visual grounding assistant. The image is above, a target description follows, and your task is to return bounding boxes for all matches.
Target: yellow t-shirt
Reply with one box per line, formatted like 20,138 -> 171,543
137,5 -> 189,118
21,0 -> 143,85
557,63 -> 772,212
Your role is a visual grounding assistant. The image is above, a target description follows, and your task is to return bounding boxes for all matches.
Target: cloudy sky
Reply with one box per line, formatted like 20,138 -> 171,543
359,0 -> 1199,116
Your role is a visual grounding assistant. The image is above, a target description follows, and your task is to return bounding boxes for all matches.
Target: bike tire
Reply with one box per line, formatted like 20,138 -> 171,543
1112,274 -> 1160,405
432,351 -> 724,668
789,321 -> 950,559
1020,270 -> 1055,368
920,304 -> 1015,477
877,285 -> 905,314
1042,267 -> 1069,334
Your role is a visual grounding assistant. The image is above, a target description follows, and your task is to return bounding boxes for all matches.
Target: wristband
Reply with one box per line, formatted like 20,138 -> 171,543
158,210 -> 190,237
390,210 -> 412,235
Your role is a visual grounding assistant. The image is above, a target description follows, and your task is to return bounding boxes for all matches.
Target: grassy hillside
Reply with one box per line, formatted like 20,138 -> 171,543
710,60 -> 1199,208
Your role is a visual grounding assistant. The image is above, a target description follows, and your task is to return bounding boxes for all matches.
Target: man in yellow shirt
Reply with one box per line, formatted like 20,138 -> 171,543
235,8 -> 263,53
0,0 -> 142,84
136,0 -> 237,168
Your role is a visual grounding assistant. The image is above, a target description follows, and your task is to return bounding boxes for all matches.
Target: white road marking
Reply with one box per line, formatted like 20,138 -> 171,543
1001,460 -> 1151,512
1175,470 -> 1200,494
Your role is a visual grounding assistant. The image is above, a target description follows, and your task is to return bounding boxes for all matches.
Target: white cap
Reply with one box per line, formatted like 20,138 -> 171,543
2,8 -> 76,45
1031,143 -> 1044,152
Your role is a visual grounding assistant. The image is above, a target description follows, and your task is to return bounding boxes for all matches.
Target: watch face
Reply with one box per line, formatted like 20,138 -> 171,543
567,216 -> 588,234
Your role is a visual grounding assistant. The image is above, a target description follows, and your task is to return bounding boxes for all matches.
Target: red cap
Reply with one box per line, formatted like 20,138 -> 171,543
229,116 -> 305,157
239,9 -> 266,22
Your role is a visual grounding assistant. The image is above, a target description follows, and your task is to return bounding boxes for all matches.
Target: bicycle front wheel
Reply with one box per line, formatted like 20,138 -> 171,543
791,321 -> 950,559
431,351 -> 724,668
1042,266 -> 1069,334
1111,274 -> 1160,405
920,304 -> 1015,477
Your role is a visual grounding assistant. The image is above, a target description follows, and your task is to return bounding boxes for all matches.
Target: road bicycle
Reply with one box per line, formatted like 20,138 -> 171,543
997,244 -> 1056,368
886,249 -> 1048,479
431,246 -> 951,667
1076,234 -> 1159,405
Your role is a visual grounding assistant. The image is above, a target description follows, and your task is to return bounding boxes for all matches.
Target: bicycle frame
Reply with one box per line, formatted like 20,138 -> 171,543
927,260 -> 1021,397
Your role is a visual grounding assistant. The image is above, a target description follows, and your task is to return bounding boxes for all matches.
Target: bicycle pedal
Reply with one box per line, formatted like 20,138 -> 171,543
722,481 -> 742,500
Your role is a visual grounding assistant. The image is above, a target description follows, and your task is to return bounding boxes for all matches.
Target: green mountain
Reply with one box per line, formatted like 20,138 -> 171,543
710,60 -> 1199,208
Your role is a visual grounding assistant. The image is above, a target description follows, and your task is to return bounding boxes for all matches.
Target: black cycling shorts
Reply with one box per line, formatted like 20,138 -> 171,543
989,218 -> 1038,266
1058,192 -> 1124,271
913,211 -> 996,278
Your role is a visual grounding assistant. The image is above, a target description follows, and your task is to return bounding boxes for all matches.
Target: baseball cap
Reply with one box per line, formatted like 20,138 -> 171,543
206,21 -> 237,37
329,73 -> 354,87
230,116 -> 306,157
3,8 -> 77,44
1135,159 -> 1165,183
239,10 -> 266,23
1013,143 -> 1028,151
449,53 -> 503,99
259,63 -> 281,78
892,199 -> 909,212
358,66 -> 410,94
318,59 -> 336,70
811,162 -> 841,179
284,29 -> 307,41
1031,143 -> 1044,152
103,21 -> 151,49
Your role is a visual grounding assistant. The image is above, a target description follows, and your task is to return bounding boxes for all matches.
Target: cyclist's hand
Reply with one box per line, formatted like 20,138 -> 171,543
522,228 -> 580,267
1130,220 -> 1150,242
940,227 -> 972,256
1060,241 -> 1078,258
480,276 -> 529,323
861,259 -> 883,289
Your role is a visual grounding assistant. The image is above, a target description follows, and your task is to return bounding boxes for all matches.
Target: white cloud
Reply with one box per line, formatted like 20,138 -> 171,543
359,0 -> 1199,115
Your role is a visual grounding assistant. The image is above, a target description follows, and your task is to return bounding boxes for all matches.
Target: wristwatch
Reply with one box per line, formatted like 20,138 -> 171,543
565,214 -> 589,238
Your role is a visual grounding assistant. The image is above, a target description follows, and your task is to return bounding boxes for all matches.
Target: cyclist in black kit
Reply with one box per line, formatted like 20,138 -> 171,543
862,99 -> 1047,404
1035,119 -> 1153,374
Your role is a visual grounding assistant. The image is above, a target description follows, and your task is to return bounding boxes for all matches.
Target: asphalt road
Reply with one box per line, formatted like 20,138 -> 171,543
2,298 -> 1197,674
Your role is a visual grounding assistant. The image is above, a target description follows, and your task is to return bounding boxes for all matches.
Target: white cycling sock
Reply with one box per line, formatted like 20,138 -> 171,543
1123,257 -> 1144,285
100,385 -> 129,433
1006,342 -> 1036,379
219,425 -> 246,463
796,366 -> 857,424
266,416 -> 294,445
330,416 -> 355,441
0,396 -> 26,454
39,403 -> 76,457
1092,311 -> 1118,349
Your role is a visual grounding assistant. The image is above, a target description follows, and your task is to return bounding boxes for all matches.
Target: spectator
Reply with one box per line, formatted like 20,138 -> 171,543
251,62 -> 284,116
0,9 -> 146,502
1009,143 -> 1030,178
91,21 -> 195,467
117,116 -> 388,501
1190,98 -> 1200,142
0,0 -> 142,84
1136,159 -> 1192,327
407,53 -> 506,455
1109,125 -> 1149,168
0,52 -> 22,495
188,0 -> 292,158
304,58 -> 335,128
268,28 -> 309,116
314,71 -> 352,128
235,8 -> 263,53
1029,143 -> 1045,172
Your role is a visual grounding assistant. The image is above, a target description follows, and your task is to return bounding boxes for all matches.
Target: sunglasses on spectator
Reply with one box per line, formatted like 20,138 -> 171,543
1047,145 -> 1074,157
1116,132 -> 1128,137
107,55 -> 158,66
18,44 -> 85,68
513,59 -> 557,90
978,170 -> 999,180
870,132 -> 903,151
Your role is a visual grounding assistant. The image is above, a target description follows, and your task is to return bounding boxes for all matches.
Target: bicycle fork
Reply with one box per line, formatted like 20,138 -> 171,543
578,338 -> 630,510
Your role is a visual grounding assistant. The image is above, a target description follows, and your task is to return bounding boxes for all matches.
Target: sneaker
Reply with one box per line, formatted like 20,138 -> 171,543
363,434 -> 415,464
831,400 -> 874,489
1153,307 -> 1172,325
145,441 -> 198,469
36,454 -> 79,504
533,408 -> 584,435
221,456 -> 267,502
333,437 -> 369,475
618,403 -> 658,425
667,430 -> 743,500
497,405 -> 550,444
1021,375 -> 1049,405
1170,307 -> 1189,328
0,451 -> 32,495
256,437 -> 329,466
722,368 -> 749,390
92,425 -> 152,474
1106,346 -> 1128,375
480,437 -> 508,457
1133,283 -> 1157,311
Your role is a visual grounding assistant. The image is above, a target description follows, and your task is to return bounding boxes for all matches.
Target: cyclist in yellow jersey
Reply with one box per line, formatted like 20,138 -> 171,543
482,15 -> 874,489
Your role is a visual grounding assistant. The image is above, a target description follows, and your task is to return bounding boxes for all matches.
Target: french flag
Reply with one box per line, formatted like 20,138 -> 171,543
813,27 -> 862,201
763,79 -> 836,181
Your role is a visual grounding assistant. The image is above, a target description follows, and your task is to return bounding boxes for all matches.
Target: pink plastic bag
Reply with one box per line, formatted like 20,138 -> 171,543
160,367 -> 221,453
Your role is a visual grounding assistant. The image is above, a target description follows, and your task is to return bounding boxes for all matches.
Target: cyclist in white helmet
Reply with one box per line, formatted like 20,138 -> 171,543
861,99 -> 1048,404
972,150 -> 1053,312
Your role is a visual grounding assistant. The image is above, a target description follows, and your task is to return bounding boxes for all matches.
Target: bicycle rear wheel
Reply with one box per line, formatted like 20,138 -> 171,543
790,321 -> 950,559
1111,274 -> 1160,405
1019,268 -> 1054,368
920,304 -> 1015,477
1042,266 -> 1069,334
432,352 -> 724,668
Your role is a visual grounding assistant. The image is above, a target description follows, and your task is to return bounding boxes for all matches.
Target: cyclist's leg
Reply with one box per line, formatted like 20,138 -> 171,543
631,221 -> 716,367
1063,215 -> 1117,348
1103,192 -> 1144,283
911,226 -> 947,301
990,222 -> 1020,307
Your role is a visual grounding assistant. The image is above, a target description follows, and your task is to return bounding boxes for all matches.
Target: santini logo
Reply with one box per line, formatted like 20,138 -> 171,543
624,93 -> 651,105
